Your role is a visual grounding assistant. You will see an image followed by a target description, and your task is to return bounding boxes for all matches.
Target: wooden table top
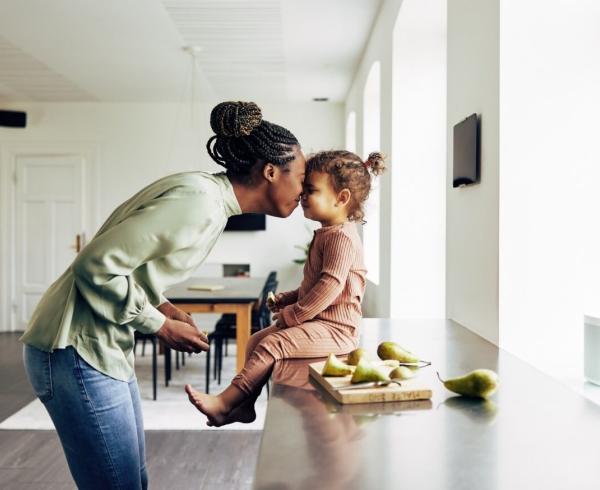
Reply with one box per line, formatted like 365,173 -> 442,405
165,276 -> 266,304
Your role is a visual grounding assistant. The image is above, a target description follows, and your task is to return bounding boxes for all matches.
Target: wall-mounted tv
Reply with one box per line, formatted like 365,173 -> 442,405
224,213 -> 266,231
453,113 -> 480,188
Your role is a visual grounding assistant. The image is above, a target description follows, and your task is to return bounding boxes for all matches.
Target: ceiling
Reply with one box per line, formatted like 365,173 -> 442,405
0,0 -> 382,103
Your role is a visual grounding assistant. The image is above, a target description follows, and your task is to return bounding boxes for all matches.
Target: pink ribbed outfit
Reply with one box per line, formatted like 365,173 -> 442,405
232,222 -> 367,395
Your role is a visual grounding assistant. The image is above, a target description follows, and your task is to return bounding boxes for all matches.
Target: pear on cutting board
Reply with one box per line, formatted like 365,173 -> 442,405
377,341 -> 421,364
346,347 -> 369,366
351,359 -> 389,384
321,353 -> 353,377
437,369 -> 498,399
390,365 -> 415,380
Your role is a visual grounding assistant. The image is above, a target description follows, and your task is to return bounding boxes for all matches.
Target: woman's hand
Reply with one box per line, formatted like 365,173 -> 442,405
156,318 -> 209,353
156,302 -> 209,352
158,302 -> 196,328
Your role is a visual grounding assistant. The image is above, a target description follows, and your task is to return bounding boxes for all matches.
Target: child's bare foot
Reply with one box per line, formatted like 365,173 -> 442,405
225,400 -> 257,425
185,384 -> 230,427
202,396 -> 257,426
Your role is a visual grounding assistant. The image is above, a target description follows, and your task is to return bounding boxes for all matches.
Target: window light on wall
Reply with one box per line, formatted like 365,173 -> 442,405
346,111 -> 357,153
362,61 -> 381,284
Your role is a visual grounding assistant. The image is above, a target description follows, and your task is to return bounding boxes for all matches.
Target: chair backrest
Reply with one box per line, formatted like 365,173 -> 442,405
259,279 -> 278,328
266,270 -> 277,284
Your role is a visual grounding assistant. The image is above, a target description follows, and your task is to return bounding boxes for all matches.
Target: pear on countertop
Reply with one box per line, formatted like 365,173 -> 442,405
437,369 -> 498,399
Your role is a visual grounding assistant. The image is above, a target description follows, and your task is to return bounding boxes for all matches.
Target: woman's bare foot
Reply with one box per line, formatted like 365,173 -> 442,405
185,384 -> 230,427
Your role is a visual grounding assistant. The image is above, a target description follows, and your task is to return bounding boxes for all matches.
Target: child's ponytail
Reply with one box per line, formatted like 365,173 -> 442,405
364,152 -> 386,177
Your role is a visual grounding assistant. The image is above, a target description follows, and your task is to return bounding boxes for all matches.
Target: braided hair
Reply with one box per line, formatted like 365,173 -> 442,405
206,101 -> 300,179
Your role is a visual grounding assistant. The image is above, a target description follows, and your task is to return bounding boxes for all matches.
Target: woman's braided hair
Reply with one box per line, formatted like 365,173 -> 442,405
306,150 -> 386,223
207,101 -> 300,179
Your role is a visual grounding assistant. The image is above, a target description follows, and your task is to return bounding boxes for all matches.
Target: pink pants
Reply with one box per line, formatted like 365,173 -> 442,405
231,322 -> 358,395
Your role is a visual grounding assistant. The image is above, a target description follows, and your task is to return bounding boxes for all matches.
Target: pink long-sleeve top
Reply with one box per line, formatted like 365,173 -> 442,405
279,222 -> 367,332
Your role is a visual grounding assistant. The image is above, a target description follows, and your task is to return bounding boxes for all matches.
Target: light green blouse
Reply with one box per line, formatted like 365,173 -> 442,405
20,171 -> 241,381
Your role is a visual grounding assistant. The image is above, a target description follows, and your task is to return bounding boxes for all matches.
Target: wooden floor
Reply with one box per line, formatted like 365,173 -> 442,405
0,333 -> 261,490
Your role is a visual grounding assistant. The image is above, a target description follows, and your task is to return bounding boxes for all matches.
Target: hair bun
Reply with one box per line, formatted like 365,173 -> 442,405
365,152 -> 386,176
210,101 -> 263,138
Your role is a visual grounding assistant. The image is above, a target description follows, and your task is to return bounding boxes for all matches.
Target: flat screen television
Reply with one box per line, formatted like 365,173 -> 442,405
453,113 -> 480,188
224,213 -> 266,231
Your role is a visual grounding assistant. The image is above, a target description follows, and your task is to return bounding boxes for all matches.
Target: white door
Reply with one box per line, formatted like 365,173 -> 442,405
14,154 -> 87,330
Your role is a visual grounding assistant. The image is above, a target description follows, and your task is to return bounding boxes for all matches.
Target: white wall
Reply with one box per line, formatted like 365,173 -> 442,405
499,0 -> 600,382
446,0 -> 500,344
0,101 -> 343,331
391,0 -> 447,319
446,0 -> 600,388
345,0 -> 402,318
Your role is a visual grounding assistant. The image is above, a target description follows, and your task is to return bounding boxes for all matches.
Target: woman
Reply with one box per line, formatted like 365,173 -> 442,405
20,101 -> 306,489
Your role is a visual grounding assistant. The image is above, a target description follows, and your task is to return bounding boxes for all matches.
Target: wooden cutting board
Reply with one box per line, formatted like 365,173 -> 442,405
309,360 -> 433,405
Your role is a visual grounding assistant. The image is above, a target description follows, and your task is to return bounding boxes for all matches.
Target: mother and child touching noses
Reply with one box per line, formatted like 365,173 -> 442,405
186,140 -> 386,427
20,100 -> 385,489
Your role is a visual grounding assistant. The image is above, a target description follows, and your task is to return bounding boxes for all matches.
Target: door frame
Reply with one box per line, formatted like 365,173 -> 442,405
0,141 -> 99,332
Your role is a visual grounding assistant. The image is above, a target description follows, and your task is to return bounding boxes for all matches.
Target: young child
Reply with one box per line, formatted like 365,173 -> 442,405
186,150 -> 386,426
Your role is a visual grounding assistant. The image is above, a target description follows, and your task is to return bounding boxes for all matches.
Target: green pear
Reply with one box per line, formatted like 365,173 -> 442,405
321,353 -> 353,377
377,341 -> 420,364
437,369 -> 498,399
351,359 -> 389,384
346,348 -> 368,366
389,366 -> 415,380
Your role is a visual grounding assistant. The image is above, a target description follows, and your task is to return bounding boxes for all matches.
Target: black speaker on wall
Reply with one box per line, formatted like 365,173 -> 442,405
0,110 -> 27,128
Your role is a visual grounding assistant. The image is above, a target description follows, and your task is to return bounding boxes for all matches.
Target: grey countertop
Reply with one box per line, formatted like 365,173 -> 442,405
254,319 -> 600,490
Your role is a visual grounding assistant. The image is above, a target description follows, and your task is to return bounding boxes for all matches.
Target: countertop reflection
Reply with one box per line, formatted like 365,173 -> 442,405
254,319 -> 600,490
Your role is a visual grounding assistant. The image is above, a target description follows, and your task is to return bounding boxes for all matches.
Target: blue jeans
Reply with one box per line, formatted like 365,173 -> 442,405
23,344 -> 148,489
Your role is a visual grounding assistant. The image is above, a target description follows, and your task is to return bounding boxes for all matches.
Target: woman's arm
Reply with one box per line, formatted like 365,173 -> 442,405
279,232 -> 353,327
72,193 -> 209,335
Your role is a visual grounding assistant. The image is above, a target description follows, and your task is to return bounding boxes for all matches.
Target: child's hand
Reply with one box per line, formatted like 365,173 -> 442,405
267,292 -> 283,312
272,312 -> 286,329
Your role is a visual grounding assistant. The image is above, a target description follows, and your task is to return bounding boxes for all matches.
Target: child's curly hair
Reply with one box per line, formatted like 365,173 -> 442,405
306,150 -> 386,223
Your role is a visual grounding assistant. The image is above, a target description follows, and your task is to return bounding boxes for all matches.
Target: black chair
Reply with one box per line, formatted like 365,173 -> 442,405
134,332 -> 189,400
204,275 -> 278,394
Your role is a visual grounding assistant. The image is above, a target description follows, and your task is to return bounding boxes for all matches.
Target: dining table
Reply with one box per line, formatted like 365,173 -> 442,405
165,276 -> 265,372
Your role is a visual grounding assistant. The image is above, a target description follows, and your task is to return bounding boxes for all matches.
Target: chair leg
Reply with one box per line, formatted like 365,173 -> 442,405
217,340 -> 223,385
175,350 -> 180,370
205,343 -> 211,394
165,345 -> 171,387
213,339 -> 219,380
225,338 -> 228,357
151,337 -> 157,401
142,338 -> 146,356
182,351 -> 186,366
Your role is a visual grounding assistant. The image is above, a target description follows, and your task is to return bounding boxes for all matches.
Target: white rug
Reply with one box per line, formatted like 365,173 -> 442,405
1,332 -> 267,431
